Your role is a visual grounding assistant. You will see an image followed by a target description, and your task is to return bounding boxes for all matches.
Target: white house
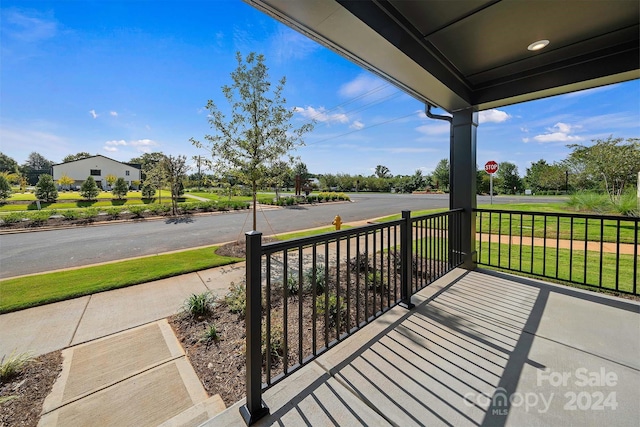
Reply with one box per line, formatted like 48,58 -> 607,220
52,155 -> 142,190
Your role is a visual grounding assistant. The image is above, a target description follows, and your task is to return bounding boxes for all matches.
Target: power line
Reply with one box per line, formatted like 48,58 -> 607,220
306,111 -> 417,146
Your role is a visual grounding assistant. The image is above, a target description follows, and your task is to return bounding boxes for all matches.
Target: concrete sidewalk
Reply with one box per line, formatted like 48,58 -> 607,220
0,262 -> 245,358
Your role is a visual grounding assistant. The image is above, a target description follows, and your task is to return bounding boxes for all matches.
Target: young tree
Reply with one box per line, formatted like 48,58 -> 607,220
0,175 -> 12,200
432,158 -> 450,190
57,174 -> 75,190
112,177 -> 129,199
144,161 -> 168,204
192,52 -> 314,230
162,155 -> 188,215
80,176 -> 100,200
62,152 -> 92,163
141,182 -> 156,199
105,174 -> 118,188
35,174 -> 58,202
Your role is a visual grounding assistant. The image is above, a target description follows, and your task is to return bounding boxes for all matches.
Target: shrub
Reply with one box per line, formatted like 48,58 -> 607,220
0,351 -> 33,381
148,204 -> 170,215
316,292 -> 347,327
80,177 -> 100,200
128,205 -> 147,218
366,271 -> 386,290
82,207 -> 99,220
0,176 -> 12,200
61,210 -> 80,220
35,174 -> 58,202
141,183 -> 156,199
200,323 -> 219,343
612,188 -> 639,217
2,212 -> 25,225
304,265 -> 326,294
112,177 -> 128,199
182,292 -> 216,317
349,253 -> 371,273
28,210 -> 51,225
566,192 -> 610,213
105,207 -> 122,219
225,281 -> 246,316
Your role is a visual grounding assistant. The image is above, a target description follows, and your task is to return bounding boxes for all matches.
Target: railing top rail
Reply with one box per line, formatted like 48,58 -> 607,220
474,208 -> 639,222
261,218 -> 403,255
410,208 -> 463,224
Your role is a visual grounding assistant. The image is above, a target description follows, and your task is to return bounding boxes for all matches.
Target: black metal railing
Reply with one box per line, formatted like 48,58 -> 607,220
475,209 -> 639,295
240,209 -> 464,424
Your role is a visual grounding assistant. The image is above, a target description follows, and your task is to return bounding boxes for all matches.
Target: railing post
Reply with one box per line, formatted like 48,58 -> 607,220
240,231 -> 269,425
400,210 -> 415,309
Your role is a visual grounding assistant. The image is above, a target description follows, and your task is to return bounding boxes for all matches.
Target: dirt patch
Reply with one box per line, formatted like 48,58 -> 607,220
215,238 -> 278,259
0,351 -> 63,427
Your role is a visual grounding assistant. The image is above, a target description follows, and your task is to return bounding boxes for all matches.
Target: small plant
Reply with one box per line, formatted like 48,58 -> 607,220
128,205 -> 147,218
105,206 -> 122,219
27,210 -> 51,225
304,265 -> 326,294
286,271 -> 300,296
200,323 -> 219,344
0,350 -> 33,381
349,253 -> 371,273
61,209 -> 80,220
262,316 -> 284,362
366,271 -> 386,290
2,212 -> 25,225
225,281 -> 246,316
82,207 -> 99,220
316,292 -> 347,327
182,292 -> 216,317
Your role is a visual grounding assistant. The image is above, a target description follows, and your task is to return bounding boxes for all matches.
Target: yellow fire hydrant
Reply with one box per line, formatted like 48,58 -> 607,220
332,215 -> 342,230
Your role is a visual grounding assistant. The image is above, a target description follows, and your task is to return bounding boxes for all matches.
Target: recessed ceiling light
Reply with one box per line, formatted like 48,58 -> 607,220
528,40 -> 549,51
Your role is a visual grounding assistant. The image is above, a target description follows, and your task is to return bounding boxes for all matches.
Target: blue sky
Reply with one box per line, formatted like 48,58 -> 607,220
2,0 -> 639,177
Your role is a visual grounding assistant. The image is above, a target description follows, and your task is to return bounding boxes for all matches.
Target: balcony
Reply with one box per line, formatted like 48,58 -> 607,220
203,209 -> 639,426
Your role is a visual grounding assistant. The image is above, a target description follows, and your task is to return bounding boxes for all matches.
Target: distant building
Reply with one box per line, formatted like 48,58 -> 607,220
52,155 -> 142,190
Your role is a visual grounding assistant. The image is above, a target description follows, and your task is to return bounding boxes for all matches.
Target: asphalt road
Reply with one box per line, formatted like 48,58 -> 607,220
0,193 -> 563,278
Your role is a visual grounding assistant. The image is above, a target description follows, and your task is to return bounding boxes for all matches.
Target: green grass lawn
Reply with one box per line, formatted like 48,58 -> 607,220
476,208 -> 637,244
186,191 -> 273,202
0,247 -> 241,313
411,236 -> 637,294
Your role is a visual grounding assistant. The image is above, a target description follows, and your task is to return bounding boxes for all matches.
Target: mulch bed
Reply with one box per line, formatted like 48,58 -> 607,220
0,351 -> 63,427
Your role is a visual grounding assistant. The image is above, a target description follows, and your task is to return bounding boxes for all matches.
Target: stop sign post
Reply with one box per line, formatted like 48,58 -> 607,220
485,161 -> 499,204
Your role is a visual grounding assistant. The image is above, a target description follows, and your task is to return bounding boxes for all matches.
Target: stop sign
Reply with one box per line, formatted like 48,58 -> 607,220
485,160 -> 499,174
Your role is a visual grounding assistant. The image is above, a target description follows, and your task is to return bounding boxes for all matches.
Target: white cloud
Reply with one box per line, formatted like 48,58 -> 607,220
102,138 -> 157,154
339,74 -> 387,98
110,111 -> 118,117
294,106 -> 348,124
271,27 -> 319,62
350,121 -> 364,130
415,122 -> 450,135
89,109 -> 98,119
105,139 -> 127,146
3,9 -> 57,42
479,109 -> 511,124
533,122 -> 583,143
